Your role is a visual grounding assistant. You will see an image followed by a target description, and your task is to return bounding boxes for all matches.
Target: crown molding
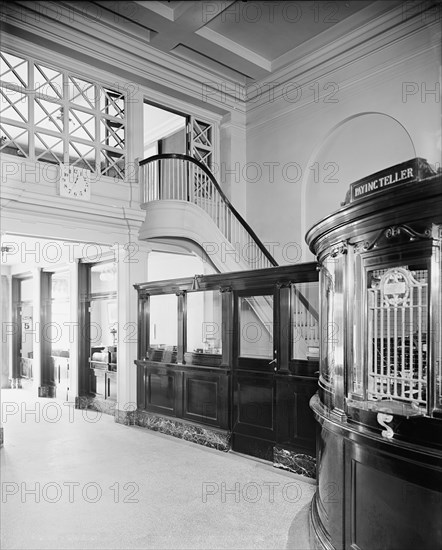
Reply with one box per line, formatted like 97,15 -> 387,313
2,1 -> 247,113
195,26 -> 272,72
246,15 -> 440,128
247,1 -> 440,111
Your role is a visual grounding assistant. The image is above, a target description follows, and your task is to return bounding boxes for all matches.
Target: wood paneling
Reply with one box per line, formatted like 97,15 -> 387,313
346,442 -> 442,550
136,361 -> 230,429
135,263 -> 319,461
275,374 -> 317,453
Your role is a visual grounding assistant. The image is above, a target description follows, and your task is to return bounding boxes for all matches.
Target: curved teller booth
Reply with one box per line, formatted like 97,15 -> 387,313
306,158 -> 442,550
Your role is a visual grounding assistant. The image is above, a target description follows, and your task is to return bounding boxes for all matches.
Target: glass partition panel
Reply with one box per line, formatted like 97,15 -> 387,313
51,271 -> 70,355
149,294 -> 178,349
20,278 -> 33,301
90,262 -> 117,294
291,282 -> 320,360
89,298 -> 117,348
186,290 -> 222,354
239,295 -> 273,358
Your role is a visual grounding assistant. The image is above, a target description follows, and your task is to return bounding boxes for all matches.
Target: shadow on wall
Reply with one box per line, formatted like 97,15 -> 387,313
303,112 -> 417,233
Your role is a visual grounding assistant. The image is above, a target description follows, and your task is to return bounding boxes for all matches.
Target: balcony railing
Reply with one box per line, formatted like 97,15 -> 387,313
139,154 -> 278,270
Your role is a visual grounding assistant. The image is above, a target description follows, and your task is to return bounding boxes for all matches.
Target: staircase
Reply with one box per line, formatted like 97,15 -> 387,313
138,153 -> 319,358
138,154 -> 277,272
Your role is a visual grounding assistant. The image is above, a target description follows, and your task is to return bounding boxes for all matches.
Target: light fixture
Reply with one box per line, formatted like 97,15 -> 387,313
99,263 -> 117,282
191,274 -> 202,291
1,245 -> 12,263
56,107 -> 75,126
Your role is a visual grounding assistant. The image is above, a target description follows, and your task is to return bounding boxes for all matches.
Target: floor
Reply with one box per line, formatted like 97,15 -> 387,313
1,389 -> 316,550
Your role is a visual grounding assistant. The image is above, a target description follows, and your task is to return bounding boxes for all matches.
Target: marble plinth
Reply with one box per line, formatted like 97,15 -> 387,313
114,409 -> 136,426
273,446 -> 316,479
75,395 -> 116,416
38,385 -> 56,398
124,410 -> 231,451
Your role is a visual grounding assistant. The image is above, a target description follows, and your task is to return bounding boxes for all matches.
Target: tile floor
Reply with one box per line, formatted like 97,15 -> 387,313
1,389 -> 315,549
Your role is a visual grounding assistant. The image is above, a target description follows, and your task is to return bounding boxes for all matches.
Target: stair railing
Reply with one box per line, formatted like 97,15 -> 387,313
139,153 -> 277,270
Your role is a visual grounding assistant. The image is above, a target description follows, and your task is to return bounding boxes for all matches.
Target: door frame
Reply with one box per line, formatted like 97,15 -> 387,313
232,285 -> 278,459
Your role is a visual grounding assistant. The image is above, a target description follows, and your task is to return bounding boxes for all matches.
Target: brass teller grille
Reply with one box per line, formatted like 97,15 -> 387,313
367,266 -> 428,406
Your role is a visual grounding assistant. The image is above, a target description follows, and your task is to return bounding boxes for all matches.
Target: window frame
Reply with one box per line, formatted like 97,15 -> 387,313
0,48 -> 127,179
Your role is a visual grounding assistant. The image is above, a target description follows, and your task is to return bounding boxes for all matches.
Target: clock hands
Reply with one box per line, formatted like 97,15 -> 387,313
60,165 -> 90,199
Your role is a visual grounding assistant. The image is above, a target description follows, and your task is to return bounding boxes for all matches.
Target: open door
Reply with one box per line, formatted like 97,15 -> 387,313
19,302 -> 34,384
12,276 -> 34,389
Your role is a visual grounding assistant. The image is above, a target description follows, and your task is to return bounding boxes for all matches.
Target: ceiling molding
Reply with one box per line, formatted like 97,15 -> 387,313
135,1 -> 204,23
3,1 -> 248,110
246,3 -> 440,112
171,43 -> 251,81
135,0 -> 176,22
246,23 -> 440,131
195,26 -> 272,72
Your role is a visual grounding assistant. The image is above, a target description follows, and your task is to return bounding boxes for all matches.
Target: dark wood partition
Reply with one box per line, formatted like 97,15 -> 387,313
134,264 -> 319,473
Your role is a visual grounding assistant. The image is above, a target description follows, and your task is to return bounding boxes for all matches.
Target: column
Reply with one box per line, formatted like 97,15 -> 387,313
68,260 -> 80,400
33,267 -> 42,396
115,243 -> 148,424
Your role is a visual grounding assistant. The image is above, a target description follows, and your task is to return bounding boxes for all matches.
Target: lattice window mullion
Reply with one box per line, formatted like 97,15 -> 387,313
95,85 -> 100,177
2,48 -> 126,177
62,74 -> 69,164
20,56 -> 32,159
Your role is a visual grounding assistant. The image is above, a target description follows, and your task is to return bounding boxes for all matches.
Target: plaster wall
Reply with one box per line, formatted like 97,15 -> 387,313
245,19 -> 441,263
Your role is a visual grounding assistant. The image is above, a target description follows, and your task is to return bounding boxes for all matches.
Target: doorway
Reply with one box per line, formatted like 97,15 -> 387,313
144,102 -> 187,158
232,289 -> 277,460
12,277 -> 34,389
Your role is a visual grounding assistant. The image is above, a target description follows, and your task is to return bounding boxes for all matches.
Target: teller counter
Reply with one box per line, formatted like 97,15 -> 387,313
305,158 -> 442,550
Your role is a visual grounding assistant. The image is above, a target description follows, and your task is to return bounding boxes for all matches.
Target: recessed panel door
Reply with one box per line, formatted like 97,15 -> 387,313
232,292 -> 276,460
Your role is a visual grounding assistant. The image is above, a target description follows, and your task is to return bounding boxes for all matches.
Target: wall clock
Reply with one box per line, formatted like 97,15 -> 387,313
59,164 -> 91,200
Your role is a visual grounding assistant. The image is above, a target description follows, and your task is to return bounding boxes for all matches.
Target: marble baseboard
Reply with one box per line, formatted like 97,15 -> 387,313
75,395 -> 116,416
38,385 -> 56,398
134,410 -> 230,451
273,446 -> 316,479
115,409 -> 136,426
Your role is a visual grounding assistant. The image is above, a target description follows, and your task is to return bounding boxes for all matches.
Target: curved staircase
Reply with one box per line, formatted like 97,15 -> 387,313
138,154 -> 277,272
138,153 -> 319,359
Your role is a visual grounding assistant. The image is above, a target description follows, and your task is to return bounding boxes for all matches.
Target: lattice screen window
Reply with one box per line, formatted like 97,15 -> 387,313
367,266 -> 428,407
0,50 -> 126,179
189,117 -> 214,199
190,117 -> 213,168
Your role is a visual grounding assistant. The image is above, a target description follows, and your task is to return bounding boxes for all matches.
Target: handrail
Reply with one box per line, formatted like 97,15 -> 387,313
139,153 -> 278,268
293,285 -> 319,321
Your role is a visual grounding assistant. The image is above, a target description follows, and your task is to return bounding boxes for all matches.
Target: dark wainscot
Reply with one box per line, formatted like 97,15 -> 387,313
135,360 -> 230,450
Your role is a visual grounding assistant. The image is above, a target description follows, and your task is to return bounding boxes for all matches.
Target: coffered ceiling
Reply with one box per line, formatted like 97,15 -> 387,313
90,0 -> 390,82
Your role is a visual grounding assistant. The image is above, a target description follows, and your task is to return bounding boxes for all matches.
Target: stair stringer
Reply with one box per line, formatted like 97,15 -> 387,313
139,200 -> 263,273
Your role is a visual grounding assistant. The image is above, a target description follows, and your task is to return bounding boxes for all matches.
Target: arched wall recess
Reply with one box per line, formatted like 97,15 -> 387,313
301,112 -> 417,257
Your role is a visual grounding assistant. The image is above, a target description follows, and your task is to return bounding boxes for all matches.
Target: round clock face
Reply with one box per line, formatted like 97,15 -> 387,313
59,166 -> 91,200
